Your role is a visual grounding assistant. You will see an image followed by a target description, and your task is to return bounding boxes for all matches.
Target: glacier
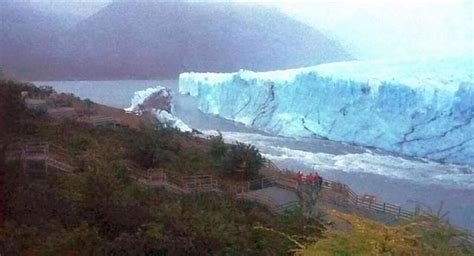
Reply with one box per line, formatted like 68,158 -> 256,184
179,58 -> 474,166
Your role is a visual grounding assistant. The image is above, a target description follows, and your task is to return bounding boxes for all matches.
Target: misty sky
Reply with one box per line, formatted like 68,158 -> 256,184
32,0 -> 474,60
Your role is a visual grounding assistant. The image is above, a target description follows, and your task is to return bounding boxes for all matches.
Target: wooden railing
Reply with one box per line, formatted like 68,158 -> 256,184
321,179 -> 415,220
264,161 -> 416,220
6,141 -> 77,174
181,174 -> 218,193
47,157 -> 75,173
124,161 -> 219,195
244,177 -> 276,192
264,161 -> 474,244
127,165 -> 167,183
236,175 -> 299,213
89,116 -> 120,127
242,175 -> 298,193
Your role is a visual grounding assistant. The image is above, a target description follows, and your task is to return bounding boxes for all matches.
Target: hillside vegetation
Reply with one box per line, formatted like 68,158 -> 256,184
0,80 -> 471,255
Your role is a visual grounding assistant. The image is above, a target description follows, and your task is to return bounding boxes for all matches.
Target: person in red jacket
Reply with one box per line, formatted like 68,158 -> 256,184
305,172 -> 314,185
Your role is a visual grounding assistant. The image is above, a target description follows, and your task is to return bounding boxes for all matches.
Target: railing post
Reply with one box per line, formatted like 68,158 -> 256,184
383,202 -> 386,211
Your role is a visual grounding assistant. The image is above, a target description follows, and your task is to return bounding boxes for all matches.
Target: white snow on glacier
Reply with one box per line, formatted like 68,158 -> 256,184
179,58 -> 474,165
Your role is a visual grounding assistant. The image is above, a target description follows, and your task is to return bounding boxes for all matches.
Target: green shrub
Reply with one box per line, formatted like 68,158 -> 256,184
208,134 -> 228,170
228,142 -> 265,179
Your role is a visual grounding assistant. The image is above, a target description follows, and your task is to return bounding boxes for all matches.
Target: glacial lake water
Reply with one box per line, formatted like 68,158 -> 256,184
35,80 -> 474,230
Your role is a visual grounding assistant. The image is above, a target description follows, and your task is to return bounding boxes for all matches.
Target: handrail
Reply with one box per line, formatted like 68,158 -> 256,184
265,160 -> 419,221
320,179 -> 416,220
181,174 -> 218,192
46,157 -> 74,173
124,162 -> 219,194
11,141 -> 77,173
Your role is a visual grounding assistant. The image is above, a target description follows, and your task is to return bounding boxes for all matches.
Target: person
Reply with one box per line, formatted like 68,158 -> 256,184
306,172 -> 315,185
295,171 -> 303,184
318,175 -> 323,188
314,172 -> 320,186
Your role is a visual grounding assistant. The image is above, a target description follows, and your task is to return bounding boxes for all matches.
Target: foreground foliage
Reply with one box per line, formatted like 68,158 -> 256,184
298,210 -> 472,256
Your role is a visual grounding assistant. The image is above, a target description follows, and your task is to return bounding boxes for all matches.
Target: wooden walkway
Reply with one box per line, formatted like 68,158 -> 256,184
235,175 -> 299,214
6,141 -> 76,176
263,161 -> 416,220
237,186 -> 299,214
5,141 -> 472,244
125,161 -> 219,195
263,161 -> 474,244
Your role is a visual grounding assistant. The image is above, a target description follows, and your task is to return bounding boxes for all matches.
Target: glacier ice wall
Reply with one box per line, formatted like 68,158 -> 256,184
179,58 -> 474,165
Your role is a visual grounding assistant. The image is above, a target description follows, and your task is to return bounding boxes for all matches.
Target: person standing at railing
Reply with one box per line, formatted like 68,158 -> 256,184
295,171 -> 304,184
297,171 -> 322,219
305,172 -> 315,185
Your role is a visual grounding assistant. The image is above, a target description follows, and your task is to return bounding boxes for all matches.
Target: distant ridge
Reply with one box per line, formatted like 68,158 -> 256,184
1,1 -> 351,80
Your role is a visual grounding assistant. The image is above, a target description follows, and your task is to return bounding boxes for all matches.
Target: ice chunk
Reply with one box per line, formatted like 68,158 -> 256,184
125,86 -> 173,114
126,86 -> 192,133
179,58 -> 474,165
155,110 -> 192,133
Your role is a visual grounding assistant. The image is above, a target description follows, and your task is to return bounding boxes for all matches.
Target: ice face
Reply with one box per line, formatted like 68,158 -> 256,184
179,58 -> 474,166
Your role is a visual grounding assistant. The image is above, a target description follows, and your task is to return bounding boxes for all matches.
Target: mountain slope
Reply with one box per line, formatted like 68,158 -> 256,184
2,1 -> 351,80
0,1 -> 76,79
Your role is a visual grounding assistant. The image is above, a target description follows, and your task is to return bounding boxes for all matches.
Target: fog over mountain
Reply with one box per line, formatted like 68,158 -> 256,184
276,0 -> 473,60
0,0 -> 350,80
